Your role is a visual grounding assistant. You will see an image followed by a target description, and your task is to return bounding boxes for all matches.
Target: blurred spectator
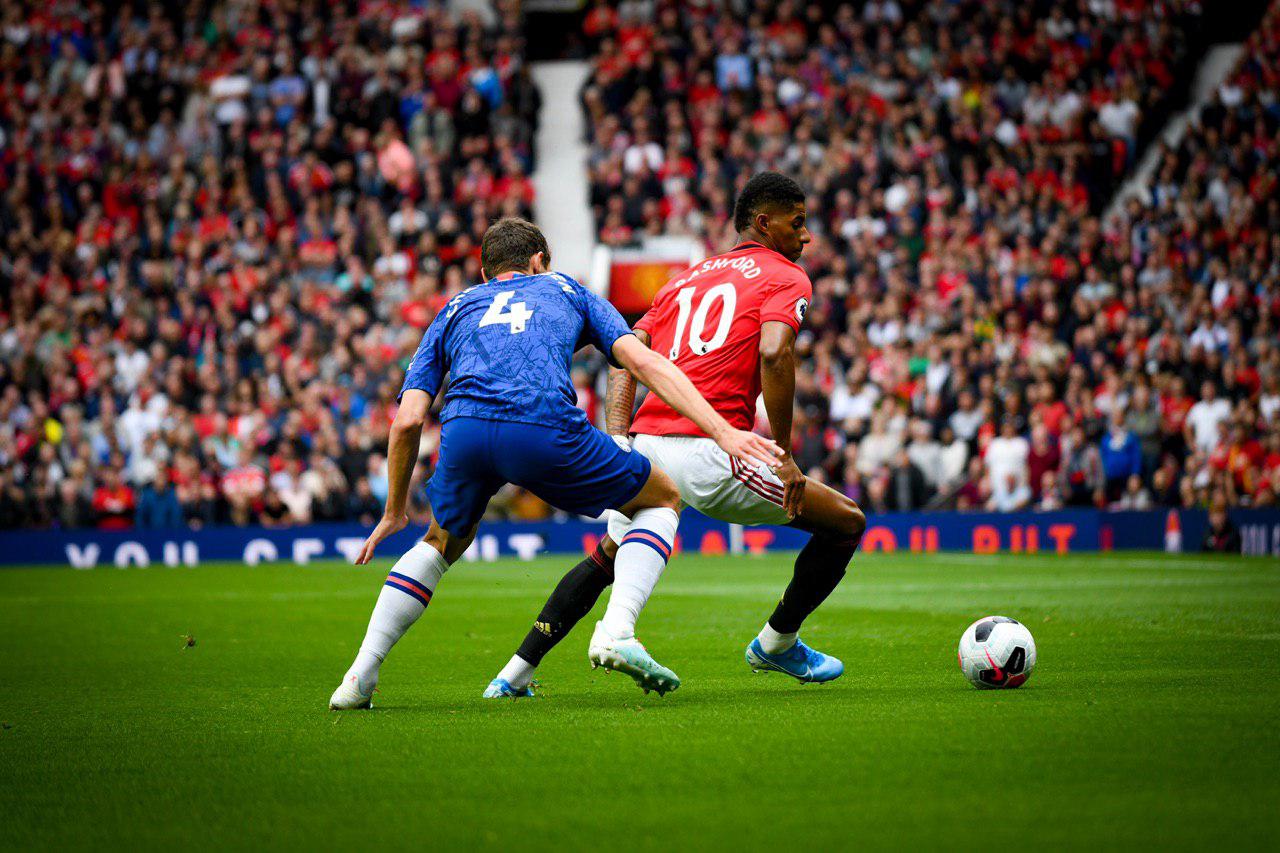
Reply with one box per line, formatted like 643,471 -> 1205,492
275,458 -> 314,524
886,448 -> 929,511
55,479 -> 94,529
136,472 -> 183,529
1113,474 -> 1154,511
905,421 -> 944,488
986,418 -> 1030,505
1125,386 -> 1162,476
223,448 -> 267,527
1060,425 -> 1104,507
1099,410 -> 1143,500
92,468 -> 135,530
348,478 -> 383,526
1026,425 -> 1061,500
954,457 -> 990,511
1036,472 -> 1066,511
1201,505 -> 1242,553
989,473 -> 1032,512
259,489 -> 292,527
937,426 -> 969,489
1186,382 -> 1232,453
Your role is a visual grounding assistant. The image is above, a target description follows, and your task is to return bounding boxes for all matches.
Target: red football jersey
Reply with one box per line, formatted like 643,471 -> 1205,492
630,242 -> 813,437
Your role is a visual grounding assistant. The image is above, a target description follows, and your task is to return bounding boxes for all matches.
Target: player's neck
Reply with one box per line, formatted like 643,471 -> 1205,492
735,231 -> 777,254
490,269 -> 536,282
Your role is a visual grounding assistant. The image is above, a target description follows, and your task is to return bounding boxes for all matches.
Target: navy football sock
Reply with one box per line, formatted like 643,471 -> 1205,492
515,541 -> 615,666
766,533 -> 858,635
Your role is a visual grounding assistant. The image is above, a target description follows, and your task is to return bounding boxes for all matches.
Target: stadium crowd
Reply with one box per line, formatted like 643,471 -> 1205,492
583,0 -> 1280,515
0,0 -> 542,529
1,0 -> 1277,532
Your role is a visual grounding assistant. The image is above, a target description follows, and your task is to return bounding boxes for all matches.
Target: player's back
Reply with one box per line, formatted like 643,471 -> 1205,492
401,271 -> 630,430
630,242 -> 812,437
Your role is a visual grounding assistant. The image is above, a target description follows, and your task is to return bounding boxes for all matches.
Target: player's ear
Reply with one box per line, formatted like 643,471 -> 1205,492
480,266 -> 490,282
754,210 -> 771,235
530,251 -> 547,273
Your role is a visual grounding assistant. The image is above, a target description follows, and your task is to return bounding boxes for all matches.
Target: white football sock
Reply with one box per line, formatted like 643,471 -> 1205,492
496,655 -> 537,690
758,623 -> 798,654
347,541 -> 449,688
600,506 -> 679,640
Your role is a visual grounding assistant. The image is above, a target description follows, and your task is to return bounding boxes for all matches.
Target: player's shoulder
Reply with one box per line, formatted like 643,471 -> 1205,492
741,243 -> 812,288
439,283 -> 485,320
534,271 -> 598,304
656,246 -> 772,296
703,242 -> 811,286
540,270 -> 586,292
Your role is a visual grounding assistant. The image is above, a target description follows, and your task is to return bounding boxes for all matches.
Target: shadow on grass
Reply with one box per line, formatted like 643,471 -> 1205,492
360,678 -> 911,717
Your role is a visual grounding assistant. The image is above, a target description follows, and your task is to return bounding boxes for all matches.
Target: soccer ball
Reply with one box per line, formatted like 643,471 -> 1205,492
957,616 -> 1036,689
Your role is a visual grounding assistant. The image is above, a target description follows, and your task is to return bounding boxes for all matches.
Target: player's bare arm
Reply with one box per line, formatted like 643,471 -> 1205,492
612,334 -> 783,471
355,388 -> 432,565
760,320 -> 805,518
604,330 -> 648,436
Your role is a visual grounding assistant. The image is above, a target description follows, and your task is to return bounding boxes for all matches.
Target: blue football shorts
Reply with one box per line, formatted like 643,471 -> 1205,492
426,417 -> 652,536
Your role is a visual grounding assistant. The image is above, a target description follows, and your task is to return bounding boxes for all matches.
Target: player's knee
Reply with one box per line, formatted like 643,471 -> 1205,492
850,505 -> 867,540
838,501 -> 867,545
422,526 -> 448,552
649,470 -> 681,510
424,521 -> 472,564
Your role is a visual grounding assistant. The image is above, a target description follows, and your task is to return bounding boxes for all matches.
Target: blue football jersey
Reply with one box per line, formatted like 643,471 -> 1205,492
400,271 -> 633,429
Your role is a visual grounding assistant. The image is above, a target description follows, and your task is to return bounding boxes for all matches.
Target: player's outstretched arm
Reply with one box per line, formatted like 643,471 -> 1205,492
355,389 -> 433,565
760,320 -> 805,518
612,334 -> 783,471
604,330 -> 648,435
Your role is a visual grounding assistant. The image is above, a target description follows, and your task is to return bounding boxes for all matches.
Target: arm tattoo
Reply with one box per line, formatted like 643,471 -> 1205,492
605,330 -> 649,435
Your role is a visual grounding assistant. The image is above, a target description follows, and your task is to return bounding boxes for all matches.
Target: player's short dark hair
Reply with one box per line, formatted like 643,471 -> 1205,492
732,172 -> 806,233
481,217 -> 551,276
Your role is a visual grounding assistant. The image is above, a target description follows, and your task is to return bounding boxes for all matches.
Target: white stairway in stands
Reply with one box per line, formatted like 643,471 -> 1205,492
1107,44 -> 1245,218
531,61 -> 596,289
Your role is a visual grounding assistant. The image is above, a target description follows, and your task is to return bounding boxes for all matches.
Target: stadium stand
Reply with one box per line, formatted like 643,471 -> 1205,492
0,0 -> 1276,531
582,0 -> 1277,514
0,0 -> 541,528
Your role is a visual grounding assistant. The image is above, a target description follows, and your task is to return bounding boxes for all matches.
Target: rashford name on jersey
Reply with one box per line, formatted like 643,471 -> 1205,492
630,242 -> 813,438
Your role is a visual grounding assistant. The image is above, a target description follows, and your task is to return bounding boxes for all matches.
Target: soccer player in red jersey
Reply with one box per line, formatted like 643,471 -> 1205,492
486,173 -> 867,697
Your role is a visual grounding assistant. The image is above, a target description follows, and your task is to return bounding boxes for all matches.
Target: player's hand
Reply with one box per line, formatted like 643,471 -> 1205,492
355,513 -> 409,565
774,454 -> 806,519
716,429 -> 785,472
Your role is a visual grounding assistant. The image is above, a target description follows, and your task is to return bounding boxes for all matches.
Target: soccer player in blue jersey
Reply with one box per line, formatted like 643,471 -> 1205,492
329,218 -> 782,709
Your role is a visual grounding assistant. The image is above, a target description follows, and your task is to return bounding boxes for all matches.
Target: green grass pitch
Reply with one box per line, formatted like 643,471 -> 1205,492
1,551 -> 1278,850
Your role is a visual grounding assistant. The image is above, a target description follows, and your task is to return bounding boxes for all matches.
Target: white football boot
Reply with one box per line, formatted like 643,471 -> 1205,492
588,621 -> 680,696
328,672 -> 374,710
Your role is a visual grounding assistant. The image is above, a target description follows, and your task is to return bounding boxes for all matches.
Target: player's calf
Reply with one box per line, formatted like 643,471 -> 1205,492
754,487 -> 865,659
331,523 -> 473,710
488,539 -> 616,694
602,466 -> 681,641
521,538 -> 616,663
589,467 -> 682,693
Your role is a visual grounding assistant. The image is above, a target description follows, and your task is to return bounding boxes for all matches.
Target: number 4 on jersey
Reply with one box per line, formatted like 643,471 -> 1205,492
479,290 -> 534,334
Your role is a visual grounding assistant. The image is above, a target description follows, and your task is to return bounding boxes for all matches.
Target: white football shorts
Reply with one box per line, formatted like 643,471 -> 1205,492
607,433 -> 791,541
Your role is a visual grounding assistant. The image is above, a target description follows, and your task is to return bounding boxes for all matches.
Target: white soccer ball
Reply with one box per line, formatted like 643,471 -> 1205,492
957,616 -> 1036,689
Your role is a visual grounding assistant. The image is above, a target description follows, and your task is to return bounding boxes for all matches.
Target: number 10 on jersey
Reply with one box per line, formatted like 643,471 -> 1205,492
669,283 -> 736,358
